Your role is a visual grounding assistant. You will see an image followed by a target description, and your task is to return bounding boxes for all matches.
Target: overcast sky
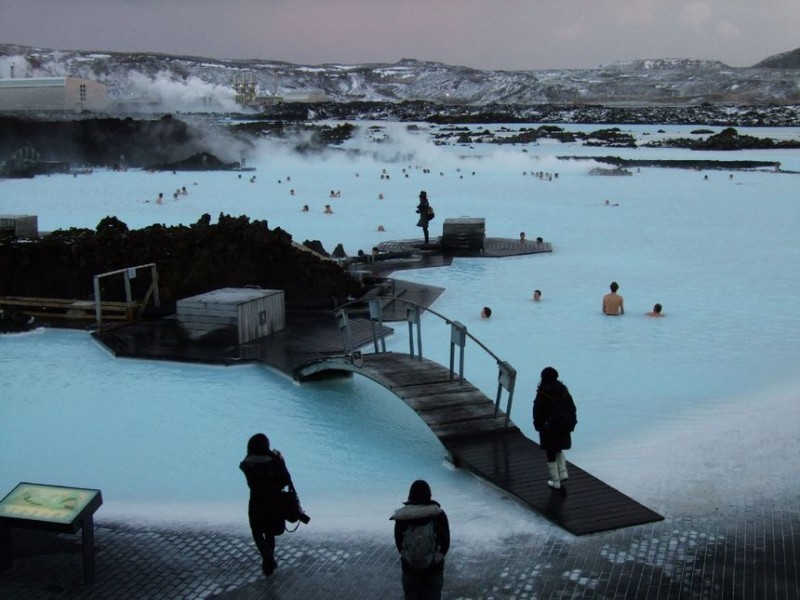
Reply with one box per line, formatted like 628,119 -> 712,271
2,1 -> 798,70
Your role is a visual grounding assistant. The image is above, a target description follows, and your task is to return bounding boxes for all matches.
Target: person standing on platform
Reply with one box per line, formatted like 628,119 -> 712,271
415,191 -> 432,245
532,367 -> 577,490
239,433 -> 292,577
391,480 -> 450,600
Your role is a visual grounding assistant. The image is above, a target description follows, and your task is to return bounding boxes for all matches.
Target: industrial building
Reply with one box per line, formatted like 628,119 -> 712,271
0,76 -> 107,112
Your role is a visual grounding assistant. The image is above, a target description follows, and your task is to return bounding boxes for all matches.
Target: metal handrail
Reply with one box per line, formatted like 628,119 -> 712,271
339,294 -> 517,426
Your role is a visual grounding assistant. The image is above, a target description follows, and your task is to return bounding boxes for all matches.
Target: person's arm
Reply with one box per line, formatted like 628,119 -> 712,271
273,451 -> 292,488
532,393 -> 543,431
620,297 -> 625,314
436,512 -> 450,556
394,521 -> 404,553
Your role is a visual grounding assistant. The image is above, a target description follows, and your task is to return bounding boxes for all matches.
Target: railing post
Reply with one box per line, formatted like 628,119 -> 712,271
449,321 -> 467,382
406,305 -> 422,360
368,298 -> 387,353
335,309 -> 353,356
150,264 -> 160,307
495,360 -> 517,426
93,275 -> 102,329
124,268 -> 134,311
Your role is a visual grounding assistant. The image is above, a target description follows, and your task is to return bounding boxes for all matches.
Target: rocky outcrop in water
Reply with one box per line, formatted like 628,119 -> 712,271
0,214 -> 363,313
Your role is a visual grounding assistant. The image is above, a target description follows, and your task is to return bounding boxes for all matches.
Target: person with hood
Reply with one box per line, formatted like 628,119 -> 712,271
415,191 -> 432,245
532,367 -> 578,490
239,433 -> 292,576
391,479 -> 450,600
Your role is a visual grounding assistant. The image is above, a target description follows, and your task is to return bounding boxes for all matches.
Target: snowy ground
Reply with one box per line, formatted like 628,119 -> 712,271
2,122 -> 799,542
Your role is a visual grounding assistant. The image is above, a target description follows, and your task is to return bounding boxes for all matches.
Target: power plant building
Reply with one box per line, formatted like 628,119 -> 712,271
0,76 -> 107,112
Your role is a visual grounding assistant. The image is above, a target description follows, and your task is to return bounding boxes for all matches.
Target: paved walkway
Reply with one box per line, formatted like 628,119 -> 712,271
2,500 -> 797,599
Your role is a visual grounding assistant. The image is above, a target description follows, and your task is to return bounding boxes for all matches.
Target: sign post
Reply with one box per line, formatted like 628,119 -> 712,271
0,482 -> 103,584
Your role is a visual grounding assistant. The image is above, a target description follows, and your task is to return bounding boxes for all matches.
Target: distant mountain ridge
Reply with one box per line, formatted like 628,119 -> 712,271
754,48 -> 800,69
1,44 -> 799,110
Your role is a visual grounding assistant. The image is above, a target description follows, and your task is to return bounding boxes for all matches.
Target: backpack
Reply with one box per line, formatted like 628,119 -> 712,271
427,205 -> 435,220
401,519 -> 438,569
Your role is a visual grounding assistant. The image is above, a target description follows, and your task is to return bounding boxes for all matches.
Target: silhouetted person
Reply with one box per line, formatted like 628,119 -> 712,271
391,480 -> 450,600
532,367 -> 577,490
239,433 -> 292,576
416,191 -> 431,245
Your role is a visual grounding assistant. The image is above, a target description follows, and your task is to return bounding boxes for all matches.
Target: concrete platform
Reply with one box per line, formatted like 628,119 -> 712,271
1,500 -> 796,599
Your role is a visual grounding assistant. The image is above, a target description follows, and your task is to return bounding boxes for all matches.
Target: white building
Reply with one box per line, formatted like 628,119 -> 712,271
0,76 -> 107,112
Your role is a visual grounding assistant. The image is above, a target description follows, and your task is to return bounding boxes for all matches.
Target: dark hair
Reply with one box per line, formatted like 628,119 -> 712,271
653,303 -> 662,313
482,306 -> 492,317
247,433 -> 270,455
610,281 -> 619,292
419,190 -> 427,199
407,479 -> 432,504
540,366 -> 559,383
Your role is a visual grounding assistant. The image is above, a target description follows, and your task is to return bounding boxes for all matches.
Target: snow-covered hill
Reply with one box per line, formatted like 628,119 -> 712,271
1,44 -> 799,112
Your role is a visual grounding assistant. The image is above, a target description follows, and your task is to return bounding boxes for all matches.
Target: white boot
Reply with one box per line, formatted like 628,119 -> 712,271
556,452 -> 569,482
547,461 -> 561,489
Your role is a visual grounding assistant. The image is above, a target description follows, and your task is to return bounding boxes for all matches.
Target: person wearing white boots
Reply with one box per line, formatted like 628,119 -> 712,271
532,366 -> 578,490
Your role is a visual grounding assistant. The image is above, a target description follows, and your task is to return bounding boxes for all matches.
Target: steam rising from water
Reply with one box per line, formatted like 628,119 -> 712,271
1,123 -> 798,536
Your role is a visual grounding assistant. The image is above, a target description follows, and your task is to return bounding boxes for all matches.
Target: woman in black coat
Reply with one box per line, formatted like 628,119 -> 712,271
415,191 -> 431,244
239,433 -> 291,576
532,367 -> 577,490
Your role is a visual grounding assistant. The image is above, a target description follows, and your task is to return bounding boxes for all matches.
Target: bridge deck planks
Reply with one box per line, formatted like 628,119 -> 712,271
298,351 -> 663,536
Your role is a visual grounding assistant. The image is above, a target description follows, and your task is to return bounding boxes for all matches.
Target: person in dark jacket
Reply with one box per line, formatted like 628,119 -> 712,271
532,367 -> 578,490
415,191 -> 431,245
239,433 -> 292,576
391,479 -> 450,600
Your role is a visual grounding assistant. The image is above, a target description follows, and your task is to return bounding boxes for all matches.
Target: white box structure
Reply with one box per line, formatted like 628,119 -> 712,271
177,288 -> 285,344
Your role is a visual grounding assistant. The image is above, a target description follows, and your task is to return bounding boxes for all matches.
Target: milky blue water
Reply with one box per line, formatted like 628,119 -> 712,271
2,122 -> 799,536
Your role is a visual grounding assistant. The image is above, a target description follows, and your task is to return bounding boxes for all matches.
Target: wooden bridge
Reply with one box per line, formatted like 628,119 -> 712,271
294,297 -> 664,536
95,278 -> 663,536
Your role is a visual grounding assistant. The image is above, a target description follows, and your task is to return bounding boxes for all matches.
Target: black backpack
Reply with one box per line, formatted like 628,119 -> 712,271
401,519 -> 438,569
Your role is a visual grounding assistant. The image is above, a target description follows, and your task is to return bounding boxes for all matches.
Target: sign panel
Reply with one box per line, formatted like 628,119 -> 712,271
0,482 -> 102,527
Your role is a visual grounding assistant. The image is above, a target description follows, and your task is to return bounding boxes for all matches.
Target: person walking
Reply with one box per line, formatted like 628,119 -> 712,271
415,191 -> 432,245
602,281 -> 625,315
239,433 -> 292,576
391,479 -> 450,600
532,367 -> 577,490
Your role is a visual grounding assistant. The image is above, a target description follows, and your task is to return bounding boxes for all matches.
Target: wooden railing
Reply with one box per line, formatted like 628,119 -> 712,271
0,296 -> 137,321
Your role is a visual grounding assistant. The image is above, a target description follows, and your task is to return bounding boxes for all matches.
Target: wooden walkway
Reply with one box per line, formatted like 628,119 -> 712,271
296,352 -> 663,536
94,269 -> 662,535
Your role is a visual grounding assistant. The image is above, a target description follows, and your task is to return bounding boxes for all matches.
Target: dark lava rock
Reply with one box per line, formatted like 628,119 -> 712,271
0,214 -> 363,311
144,151 -> 240,171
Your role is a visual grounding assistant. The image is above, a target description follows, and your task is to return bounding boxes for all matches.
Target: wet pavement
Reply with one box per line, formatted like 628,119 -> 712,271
2,499 -> 797,599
